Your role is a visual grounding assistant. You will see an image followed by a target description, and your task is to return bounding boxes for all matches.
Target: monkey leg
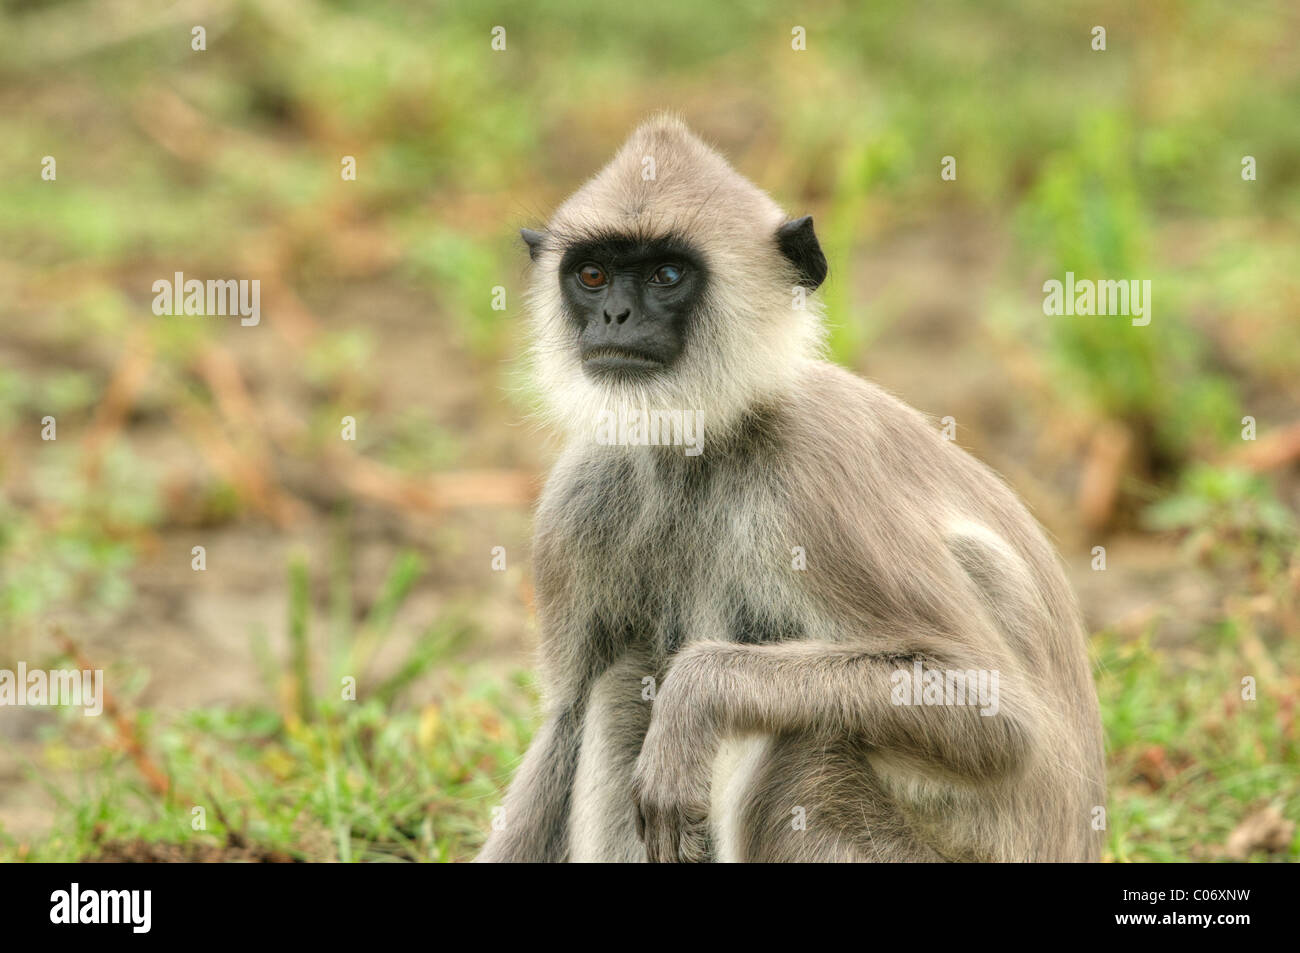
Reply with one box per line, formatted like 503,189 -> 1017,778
712,733 -> 946,862
474,705 -> 584,862
569,653 -> 655,862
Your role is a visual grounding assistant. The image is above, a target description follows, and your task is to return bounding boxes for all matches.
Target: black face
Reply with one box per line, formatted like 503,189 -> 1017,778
519,217 -> 827,380
555,235 -> 707,380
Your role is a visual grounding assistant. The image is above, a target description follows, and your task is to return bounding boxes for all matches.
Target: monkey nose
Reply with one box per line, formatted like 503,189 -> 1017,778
603,308 -> 631,325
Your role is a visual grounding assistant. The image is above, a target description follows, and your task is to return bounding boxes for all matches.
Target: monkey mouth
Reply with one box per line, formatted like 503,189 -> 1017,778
581,347 -> 666,377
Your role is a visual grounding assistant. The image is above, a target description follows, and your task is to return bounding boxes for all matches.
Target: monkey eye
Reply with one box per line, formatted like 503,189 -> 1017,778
577,264 -> 607,289
649,264 -> 683,286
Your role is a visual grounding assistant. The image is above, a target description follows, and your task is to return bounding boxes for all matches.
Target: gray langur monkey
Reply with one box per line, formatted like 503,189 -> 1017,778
477,115 -> 1106,863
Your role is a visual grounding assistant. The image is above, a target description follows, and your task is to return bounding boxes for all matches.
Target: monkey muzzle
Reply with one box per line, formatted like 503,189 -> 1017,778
581,347 -> 667,377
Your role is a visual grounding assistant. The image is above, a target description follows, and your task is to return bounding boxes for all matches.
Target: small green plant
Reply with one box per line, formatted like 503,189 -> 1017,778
1145,465 -> 1296,564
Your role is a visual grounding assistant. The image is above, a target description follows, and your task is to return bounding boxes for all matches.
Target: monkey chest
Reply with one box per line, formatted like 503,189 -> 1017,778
537,462 -> 801,662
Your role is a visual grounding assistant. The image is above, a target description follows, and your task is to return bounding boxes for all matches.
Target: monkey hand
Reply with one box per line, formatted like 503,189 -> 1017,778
632,670 -> 717,862
633,752 -> 713,862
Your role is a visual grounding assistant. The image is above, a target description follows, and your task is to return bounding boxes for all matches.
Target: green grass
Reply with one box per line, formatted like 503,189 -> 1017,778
3,679 -> 535,863
1098,632 -> 1300,862
8,560 -> 1297,862
1,547 -> 537,863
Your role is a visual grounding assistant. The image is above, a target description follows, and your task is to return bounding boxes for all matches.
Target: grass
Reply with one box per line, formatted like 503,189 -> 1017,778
1098,630 -> 1300,862
2,545 -> 537,863
5,541 -> 1296,861
4,679 -> 535,863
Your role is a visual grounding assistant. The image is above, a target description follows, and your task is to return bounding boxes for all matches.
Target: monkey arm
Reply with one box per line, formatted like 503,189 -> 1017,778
474,706 -> 582,862
633,639 -> 1039,862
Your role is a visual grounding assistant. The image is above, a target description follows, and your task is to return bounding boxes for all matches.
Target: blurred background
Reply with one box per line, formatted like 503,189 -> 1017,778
0,0 -> 1297,862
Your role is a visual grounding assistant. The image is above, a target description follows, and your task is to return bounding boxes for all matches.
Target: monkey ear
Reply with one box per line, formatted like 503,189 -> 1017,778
776,216 -> 828,290
520,228 -> 546,261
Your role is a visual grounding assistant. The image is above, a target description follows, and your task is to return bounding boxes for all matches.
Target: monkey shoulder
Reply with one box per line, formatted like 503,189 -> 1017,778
785,362 -> 1043,534
776,362 -> 1068,617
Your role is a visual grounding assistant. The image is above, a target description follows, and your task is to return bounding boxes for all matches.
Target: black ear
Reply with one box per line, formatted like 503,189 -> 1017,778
776,216 -> 827,290
520,228 -> 546,261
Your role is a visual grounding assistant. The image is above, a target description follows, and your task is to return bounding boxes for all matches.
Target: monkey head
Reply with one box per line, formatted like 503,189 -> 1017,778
522,114 -> 828,442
